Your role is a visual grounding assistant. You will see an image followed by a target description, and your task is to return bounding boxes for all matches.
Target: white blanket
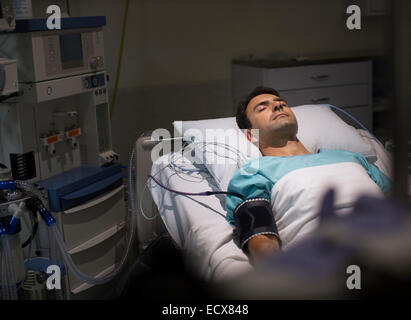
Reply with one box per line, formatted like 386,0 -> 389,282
272,162 -> 386,250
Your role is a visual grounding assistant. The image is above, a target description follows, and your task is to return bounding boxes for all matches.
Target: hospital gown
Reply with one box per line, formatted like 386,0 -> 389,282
226,148 -> 392,249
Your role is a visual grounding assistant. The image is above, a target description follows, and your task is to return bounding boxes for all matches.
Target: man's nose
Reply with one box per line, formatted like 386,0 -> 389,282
273,104 -> 284,112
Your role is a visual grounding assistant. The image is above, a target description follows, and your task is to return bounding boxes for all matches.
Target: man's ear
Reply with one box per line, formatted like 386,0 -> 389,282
246,129 -> 259,144
246,129 -> 252,142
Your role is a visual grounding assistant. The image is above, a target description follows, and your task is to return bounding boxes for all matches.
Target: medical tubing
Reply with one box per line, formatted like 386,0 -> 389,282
15,181 -> 50,211
23,197 -> 62,295
148,174 -> 246,201
168,152 -> 202,173
7,216 -> 19,235
19,216 -> 34,290
7,202 -> 25,235
21,220 -> 38,248
26,197 -> 56,227
15,173 -> 137,286
0,229 -> 19,300
116,229 -> 167,297
48,227 -> 63,300
44,149 -> 137,285
148,174 -> 209,196
139,182 -> 158,221
48,216 -> 124,286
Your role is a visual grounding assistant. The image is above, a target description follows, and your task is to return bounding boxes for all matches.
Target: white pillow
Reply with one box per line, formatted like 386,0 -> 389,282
173,104 -> 377,190
292,105 -> 376,159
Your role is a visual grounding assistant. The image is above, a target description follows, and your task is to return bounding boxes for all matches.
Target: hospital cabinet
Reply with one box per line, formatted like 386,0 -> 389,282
232,58 -> 373,130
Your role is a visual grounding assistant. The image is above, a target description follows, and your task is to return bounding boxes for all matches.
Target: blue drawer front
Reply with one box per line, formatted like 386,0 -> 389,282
60,172 -> 124,211
38,164 -> 124,212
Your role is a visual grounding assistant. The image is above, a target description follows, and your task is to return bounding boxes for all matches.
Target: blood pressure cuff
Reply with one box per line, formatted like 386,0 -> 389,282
233,198 -> 281,253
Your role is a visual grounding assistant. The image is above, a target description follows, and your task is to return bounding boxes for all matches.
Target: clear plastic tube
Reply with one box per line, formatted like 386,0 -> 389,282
1,234 -> 18,300
17,213 -> 34,291
47,148 -> 137,285
48,227 -> 64,300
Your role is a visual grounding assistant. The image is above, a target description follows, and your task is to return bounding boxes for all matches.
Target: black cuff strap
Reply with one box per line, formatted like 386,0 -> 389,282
233,198 -> 281,253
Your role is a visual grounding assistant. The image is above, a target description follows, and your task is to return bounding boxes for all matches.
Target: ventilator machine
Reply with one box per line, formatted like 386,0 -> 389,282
0,5 -> 135,300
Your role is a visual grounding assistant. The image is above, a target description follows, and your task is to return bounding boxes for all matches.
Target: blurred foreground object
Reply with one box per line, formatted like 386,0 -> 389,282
220,190 -> 411,299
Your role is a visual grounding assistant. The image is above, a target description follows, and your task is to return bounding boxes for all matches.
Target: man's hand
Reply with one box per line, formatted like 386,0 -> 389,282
247,234 -> 281,263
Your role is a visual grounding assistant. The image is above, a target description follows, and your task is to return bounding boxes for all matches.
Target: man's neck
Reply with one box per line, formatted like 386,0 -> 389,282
260,139 -> 311,157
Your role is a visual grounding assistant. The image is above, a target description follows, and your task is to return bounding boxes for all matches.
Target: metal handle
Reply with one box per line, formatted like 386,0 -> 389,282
310,74 -> 330,81
311,97 -> 330,104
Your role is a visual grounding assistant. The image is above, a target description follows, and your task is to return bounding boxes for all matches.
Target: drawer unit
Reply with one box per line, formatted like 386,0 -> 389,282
37,163 -> 129,299
61,185 -> 126,252
232,58 -> 373,130
263,61 -> 370,91
281,84 -> 369,108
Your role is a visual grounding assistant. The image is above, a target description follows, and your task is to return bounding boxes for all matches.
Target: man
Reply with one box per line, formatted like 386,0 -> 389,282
226,86 -> 392,263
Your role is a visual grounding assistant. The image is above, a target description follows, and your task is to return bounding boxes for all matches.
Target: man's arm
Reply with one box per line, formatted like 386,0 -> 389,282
225,161 -> 282,262
232,198 -> 282,263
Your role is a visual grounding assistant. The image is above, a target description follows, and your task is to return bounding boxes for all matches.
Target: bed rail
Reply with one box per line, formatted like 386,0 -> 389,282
135,131 -> 166,251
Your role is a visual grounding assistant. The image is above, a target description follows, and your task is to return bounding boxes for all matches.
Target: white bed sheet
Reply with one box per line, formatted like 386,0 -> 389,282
149,156 -> 252,282
149,129 -> 396,282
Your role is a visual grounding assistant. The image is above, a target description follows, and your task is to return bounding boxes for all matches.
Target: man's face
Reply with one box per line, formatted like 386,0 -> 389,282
245,94 -> 298,142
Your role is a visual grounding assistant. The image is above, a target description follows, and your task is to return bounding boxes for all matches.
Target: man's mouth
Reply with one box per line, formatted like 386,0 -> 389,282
272,113 -> 288,120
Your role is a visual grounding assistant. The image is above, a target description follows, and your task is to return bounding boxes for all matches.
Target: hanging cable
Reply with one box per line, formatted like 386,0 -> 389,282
168,151 -> 204,173
109,0 -> 130,119
148,174 -> 245,201
21,220 -> 38,249
321,104 -> 378,141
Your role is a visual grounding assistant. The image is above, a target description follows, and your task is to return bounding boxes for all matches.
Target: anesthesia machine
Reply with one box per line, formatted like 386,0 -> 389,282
0,12 -> 134,300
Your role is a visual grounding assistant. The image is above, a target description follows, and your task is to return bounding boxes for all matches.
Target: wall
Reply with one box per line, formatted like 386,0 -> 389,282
69,0 -> 390,162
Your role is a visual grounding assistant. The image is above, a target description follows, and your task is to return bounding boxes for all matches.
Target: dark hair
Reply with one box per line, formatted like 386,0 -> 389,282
236,86 -> 280,129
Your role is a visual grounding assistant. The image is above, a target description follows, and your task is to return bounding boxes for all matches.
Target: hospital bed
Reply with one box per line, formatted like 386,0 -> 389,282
137,135 -> 254,282
135,105 -> 398,283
